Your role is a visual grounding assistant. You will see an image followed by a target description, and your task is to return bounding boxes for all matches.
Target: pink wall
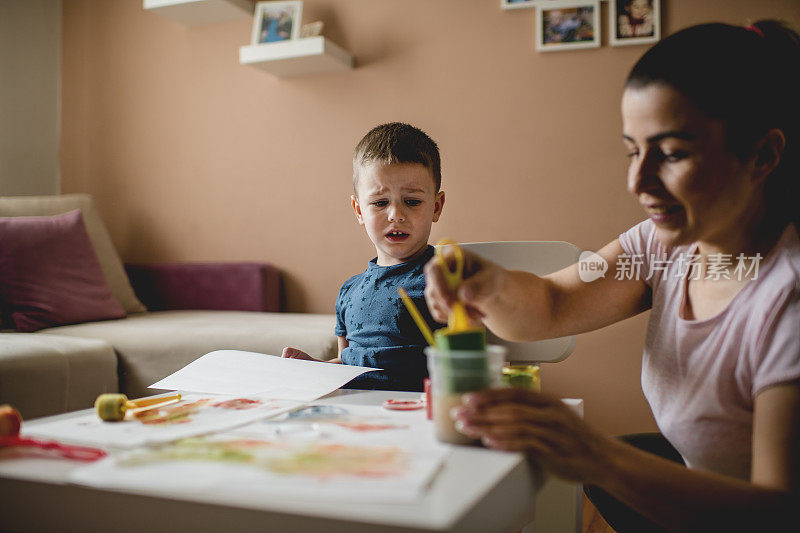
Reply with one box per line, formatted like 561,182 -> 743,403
60,0 -> 800,435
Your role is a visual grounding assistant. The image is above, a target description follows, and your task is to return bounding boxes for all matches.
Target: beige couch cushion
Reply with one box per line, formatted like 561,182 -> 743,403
40,310 -> 338,398
0,333 -> 118,420
0,194 -> 146,314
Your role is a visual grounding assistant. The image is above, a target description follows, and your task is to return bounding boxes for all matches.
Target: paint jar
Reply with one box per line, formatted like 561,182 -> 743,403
502,364 -> 541,392
425,345 -> 506,445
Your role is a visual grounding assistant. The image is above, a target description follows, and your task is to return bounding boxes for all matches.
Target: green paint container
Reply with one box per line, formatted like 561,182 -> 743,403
425,345 -> 507,445
434,327 -> 486,351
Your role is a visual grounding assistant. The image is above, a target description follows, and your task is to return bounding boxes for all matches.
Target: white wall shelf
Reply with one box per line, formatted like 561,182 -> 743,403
144,0 -> 253,27
239,37 -> 354,77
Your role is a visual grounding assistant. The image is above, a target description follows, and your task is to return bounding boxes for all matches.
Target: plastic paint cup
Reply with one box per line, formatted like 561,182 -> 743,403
425,345 -> 506,445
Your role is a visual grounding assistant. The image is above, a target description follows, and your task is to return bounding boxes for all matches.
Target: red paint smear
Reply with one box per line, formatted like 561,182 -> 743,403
333,422 -> 406,432
136,399 -> 210,425
211,398 -> 263,410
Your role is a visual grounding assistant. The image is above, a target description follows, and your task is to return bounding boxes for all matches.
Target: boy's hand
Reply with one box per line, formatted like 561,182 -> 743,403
423,249 -> 504,325
281,347 -> 317,361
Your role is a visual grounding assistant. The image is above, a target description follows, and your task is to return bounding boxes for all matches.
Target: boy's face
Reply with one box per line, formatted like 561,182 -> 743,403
351,162 -> 445,266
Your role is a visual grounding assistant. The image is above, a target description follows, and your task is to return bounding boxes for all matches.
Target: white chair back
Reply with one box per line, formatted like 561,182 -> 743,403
458,241 -> 582,364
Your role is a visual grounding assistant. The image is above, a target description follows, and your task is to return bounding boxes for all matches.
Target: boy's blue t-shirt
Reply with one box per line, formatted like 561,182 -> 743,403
335,245 -> 440,392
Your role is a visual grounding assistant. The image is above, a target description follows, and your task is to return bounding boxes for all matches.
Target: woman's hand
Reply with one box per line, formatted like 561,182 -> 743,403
423,248 -> 506,325
450,387 -> 615,484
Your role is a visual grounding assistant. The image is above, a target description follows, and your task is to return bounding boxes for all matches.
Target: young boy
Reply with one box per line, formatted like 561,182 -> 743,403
282,122 -> 445,392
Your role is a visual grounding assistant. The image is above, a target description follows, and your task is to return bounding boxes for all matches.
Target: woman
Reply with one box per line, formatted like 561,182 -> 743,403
425,21 -> 799,532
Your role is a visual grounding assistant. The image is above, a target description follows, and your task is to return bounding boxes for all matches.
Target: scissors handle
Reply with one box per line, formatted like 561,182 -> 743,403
435,239 -> 464,291
435,240 -> 474,331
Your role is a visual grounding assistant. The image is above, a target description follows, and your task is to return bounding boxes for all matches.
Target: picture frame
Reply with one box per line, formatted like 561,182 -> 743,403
501,0 -> 550,10
251,1 -> 303,45
536,1 -> 600,52
609,0 -> 660,47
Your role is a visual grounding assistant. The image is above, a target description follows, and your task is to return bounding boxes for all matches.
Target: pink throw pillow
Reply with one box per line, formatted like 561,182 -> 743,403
0,209 -> 126,332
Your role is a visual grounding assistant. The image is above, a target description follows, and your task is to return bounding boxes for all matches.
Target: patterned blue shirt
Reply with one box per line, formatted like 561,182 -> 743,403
335,246 -> 440,391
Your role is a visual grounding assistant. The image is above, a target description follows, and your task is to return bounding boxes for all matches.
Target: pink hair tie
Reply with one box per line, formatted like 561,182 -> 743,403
746,25 -> 765,38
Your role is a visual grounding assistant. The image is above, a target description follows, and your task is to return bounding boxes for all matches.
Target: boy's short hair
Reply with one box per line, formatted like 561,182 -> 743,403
353,122 -> 441,193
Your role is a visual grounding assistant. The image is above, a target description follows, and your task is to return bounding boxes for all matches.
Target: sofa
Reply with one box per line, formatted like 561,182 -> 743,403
0,194 -> 338,420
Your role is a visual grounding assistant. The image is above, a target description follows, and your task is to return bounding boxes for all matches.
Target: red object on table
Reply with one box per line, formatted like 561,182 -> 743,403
424,378 -> 432,420
382,399 -> 424,411
0,436 -> 107,461
0,404 -> 106,462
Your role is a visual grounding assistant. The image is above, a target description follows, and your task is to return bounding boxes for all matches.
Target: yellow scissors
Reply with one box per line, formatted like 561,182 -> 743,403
396,239 -> 474,347
435,239 -> 471,332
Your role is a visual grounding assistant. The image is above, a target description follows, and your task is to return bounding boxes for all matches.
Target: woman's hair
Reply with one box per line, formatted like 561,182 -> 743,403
626,20 -> 800,229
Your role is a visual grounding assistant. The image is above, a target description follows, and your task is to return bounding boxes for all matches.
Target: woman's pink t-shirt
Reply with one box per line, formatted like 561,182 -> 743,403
618,220 -> 800,480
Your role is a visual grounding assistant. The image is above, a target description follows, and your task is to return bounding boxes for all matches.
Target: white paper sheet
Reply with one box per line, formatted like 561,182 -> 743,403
149,350 -> 380,401
22,394 -> 300,449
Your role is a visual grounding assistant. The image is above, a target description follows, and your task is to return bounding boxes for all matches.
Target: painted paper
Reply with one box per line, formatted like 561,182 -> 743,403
233,402 -> 446,449
22,394 -> 300,449
69,432 -> 448,503
68,403 -> 449,503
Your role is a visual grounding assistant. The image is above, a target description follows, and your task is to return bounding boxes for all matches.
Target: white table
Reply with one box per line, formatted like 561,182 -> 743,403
0,390 -> 581,533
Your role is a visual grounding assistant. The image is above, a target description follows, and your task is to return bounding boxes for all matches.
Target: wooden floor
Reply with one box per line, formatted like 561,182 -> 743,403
582,493 -> 616,533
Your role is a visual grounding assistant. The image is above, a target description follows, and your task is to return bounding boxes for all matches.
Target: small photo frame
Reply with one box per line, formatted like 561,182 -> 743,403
609,0 -> 660,46
536,1 -> 600,52
251,1 -> 303,45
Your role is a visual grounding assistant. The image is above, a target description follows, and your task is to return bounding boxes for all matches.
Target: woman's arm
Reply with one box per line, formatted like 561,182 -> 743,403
453,384 -> 800,531
598,384 -> 799,530
425,238 -> 651,342
752,382 -> 800,491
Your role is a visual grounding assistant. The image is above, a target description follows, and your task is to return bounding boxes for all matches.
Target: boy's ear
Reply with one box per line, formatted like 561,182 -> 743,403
432,191 -> 445,222
351,195 -> 365,225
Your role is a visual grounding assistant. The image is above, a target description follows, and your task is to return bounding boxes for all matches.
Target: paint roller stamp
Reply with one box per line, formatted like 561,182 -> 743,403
94,393 -> 182,422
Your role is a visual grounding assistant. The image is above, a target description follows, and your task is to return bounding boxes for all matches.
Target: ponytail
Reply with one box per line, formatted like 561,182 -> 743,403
750,20 -> 800,229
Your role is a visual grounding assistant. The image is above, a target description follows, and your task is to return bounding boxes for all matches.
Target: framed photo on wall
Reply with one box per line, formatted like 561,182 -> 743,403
251,1 -> 303,45
609,0 -> 660,46
536,1 -> 600,52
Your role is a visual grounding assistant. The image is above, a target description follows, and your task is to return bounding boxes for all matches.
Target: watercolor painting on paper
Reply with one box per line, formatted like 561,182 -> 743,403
23,394 -> 300,449
234,403 -> 442,449
117,437 -> 409,479
70,432 -> 448,503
